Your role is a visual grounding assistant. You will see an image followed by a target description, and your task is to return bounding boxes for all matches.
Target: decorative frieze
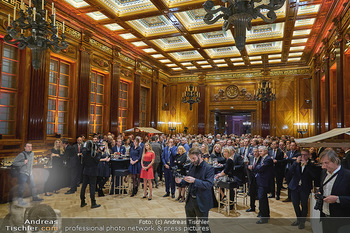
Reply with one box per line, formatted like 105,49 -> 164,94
89,38 -> 112,55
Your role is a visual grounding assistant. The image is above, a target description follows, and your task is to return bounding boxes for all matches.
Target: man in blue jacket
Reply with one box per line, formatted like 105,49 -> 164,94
176,147 -> 214,233
161,138 -> 177,198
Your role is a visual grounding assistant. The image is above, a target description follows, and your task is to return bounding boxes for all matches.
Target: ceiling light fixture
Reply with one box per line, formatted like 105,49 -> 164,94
5,0 -> 68,69
203,0 -> 285,51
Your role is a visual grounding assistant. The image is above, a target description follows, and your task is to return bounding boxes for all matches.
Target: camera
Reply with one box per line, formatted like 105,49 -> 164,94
171,165 -> 184,178
94,142 -> 105,152
314,192 -> 325,211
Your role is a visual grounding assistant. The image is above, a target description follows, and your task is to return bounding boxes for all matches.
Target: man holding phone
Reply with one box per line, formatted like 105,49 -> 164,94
175,148 -> 214,233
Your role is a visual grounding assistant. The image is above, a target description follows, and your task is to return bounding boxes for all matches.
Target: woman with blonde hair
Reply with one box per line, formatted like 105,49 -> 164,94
200,143 -> 210,160
215,147 -> 236,209
174,146 -> 187,202
45,139 -> 65,196
140,142 -> 155,200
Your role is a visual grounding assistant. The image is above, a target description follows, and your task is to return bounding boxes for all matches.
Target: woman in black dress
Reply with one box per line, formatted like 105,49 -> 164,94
97,141 -> 111,197
129,137 -> 142,197
215,147 -> 235,209
45,139 -> 64,196
174,146 -> 187,202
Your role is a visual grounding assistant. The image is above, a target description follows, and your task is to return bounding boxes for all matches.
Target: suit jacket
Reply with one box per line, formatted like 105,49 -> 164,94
341,150 -> 350,170
253,155 -> 273,188
288,160 -> 317,192
111,145 -> 126,155
320,167 -> 350,217
150,142 -> 162,164
161,146 -> 177,167
66,144 -> 80,168
240,146 -> 253,158
182,161 -> 215,213
82,147 -> 101,177
269,148 -> 285,174
232,153 -> 244,182
285,150 -> 300,170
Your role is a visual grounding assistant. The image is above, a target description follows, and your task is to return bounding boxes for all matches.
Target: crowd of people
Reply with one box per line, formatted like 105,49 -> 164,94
12,132 -> 350,232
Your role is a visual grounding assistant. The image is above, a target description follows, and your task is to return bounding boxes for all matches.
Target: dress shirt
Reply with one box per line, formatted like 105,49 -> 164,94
322,165 -> 341,215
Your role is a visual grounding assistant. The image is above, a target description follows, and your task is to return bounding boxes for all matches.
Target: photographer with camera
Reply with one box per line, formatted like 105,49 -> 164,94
316,149 -> 350,233
287,149 -> 317,229
80,136 -> 101,208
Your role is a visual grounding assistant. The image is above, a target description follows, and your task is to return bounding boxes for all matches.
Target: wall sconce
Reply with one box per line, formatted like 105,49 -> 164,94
168,122 -> 181,134
294,123 -> 308,138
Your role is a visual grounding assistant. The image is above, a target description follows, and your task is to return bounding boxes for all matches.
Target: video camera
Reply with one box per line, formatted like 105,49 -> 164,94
314,190 -> 325,211
171,165 -> 184,178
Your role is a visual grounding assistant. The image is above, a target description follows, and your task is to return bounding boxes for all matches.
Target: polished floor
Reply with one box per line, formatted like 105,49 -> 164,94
0,180 -> 314,233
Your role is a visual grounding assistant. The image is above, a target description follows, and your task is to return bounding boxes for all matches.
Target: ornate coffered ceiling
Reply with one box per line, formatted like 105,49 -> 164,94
59,0 -> 340,75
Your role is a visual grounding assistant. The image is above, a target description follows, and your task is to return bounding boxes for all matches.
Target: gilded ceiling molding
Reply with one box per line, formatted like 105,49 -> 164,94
55,21 -> 81,40
140,64 -> 152,74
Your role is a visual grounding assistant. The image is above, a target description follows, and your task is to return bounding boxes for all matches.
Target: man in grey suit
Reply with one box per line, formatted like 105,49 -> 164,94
151,136 -> 162,188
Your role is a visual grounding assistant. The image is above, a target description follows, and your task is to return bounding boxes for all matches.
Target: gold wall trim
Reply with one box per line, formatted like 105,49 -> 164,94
89,38 -> 112,55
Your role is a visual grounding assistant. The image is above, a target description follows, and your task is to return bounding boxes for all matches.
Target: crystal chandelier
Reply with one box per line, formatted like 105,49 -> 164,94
181,84 -> 200,111
203,0 -> 285,51
5,0 -> 68,69
253,80 -> 276,103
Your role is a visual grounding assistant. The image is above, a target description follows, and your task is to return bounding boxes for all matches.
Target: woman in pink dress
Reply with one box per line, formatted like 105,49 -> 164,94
140,142 -> 155,200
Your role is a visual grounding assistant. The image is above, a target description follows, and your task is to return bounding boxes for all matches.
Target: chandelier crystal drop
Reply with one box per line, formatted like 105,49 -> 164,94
5,0 -> 68,69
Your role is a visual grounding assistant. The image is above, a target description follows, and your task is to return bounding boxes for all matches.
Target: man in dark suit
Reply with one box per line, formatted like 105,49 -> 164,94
175,147 -> 214,233
80,136 -> 101,208
341,147 -> 350,170
247,148 -> 260,212
288,149 -> 317,229
111,139 -> 126,155
151,136 -> 162,188
232,150 -> 244,184
63,138 -> 81,194
161,138 -> 177,198
283,141 -> 300,202
318,149 -> 350,233
109,138 -> 126,194
269,141 -> 285,200
253,146 -> 273,224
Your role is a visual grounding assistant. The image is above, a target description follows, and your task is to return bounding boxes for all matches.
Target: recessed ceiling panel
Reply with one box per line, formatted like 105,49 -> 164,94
151,36 -> 193,51
246,41 -> 283,55
175,6 -> 224,31
297,4 -> 320,15
64,0 -> 89,8
127,15 -> 179,37
99,0 -> 157,16
162,0 -> 206,8
295,18 -> 316,27
205,46 -> 240,58
247,23 -> 284,41
293,29 -> 311,36
253,0 -> 286,22
193,30 -> 234,47
104,23 -> 124,31
86,12 -> 108,21
169,50 -> 203,61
